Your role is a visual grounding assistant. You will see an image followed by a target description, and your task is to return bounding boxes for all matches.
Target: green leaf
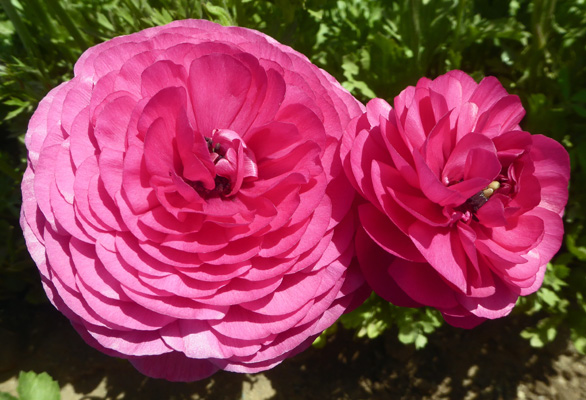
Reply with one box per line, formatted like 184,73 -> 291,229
365,319 -> 386,339
566,229 -> 586,261
148,8 -> 174,27
520,317 -> 560,348
537,287 -> 560,307
414,334 -> 428,349
571,104 -> 586,119
397,329 -> 417,345
203,3 -> 234,26
3,98 -> 28,107
0,20 -> 16,36
17,371 -> 61,400
96,12 -> 115,32
311,323 -> 337,348
573,337 -> 586,355
0,393 -> 18,400
577,292 -> 586,313
571,89 -> 586,103
4,104 -> 29,120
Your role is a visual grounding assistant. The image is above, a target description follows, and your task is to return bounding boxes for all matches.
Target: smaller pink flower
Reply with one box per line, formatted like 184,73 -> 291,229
342,70 -> 570,328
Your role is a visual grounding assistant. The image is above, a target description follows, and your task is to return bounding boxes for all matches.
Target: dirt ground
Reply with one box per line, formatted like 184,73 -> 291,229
1,300 -> 585,400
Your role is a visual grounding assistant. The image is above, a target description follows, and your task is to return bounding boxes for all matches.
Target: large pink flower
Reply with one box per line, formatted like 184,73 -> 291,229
20,19 -> 369,381
342,70 -> 569,328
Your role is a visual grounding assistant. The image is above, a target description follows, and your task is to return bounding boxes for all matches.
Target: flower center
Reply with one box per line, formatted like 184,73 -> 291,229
190,137 -> 232,197
466,180 -> 501,212
448,179 -> 505,224
187,129 -> 258,199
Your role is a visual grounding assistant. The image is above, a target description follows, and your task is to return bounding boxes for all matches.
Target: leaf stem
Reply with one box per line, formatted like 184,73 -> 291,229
44,0 -> 88,51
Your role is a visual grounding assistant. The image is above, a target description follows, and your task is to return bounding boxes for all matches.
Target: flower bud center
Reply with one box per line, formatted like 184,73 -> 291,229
200,136 -> 232,196
465,180 -> 501,212
191,129 -> 258,198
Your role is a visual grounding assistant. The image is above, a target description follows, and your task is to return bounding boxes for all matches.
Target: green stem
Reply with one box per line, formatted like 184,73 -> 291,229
44,0 -> 88,51
190,0 -> 203,19
409,0 -> 421,73
528,0 -> 557,83
454,0 -> 466,43
0,0 -> 41,60
450,0 -> 467,69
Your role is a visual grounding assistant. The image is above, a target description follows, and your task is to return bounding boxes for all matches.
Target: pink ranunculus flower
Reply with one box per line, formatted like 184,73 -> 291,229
21,19 -> 369,381
342,70 -> 570,328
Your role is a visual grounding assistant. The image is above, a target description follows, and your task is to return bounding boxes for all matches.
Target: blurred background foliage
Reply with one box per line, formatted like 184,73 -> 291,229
0,0 -> 585,357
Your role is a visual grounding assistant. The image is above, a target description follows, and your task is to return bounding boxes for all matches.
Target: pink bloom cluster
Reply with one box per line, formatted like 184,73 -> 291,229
22,17 -> 570,382
20,19 -> 369,381
342,70 -> 570,328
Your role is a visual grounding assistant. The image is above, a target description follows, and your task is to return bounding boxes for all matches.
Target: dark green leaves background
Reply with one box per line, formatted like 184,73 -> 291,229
0,0 -> 584,354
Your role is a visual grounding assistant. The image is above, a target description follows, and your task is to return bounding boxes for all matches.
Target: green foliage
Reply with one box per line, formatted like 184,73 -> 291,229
0,0 -> 585,354
328,293 -> 442,349
0,371 -> 60,400
312,323 -> 338,348
17,371 -> 60,400
516,252 -> 586,352
517,259 -> 570,347
297,0 -> 534,102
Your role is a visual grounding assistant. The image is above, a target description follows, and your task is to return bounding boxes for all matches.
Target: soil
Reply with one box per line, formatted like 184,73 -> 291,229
1,300 -> 585,400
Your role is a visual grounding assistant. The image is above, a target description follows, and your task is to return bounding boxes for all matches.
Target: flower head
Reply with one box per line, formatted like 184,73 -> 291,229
21,19 -> 368,381
342,70 -> 570,328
